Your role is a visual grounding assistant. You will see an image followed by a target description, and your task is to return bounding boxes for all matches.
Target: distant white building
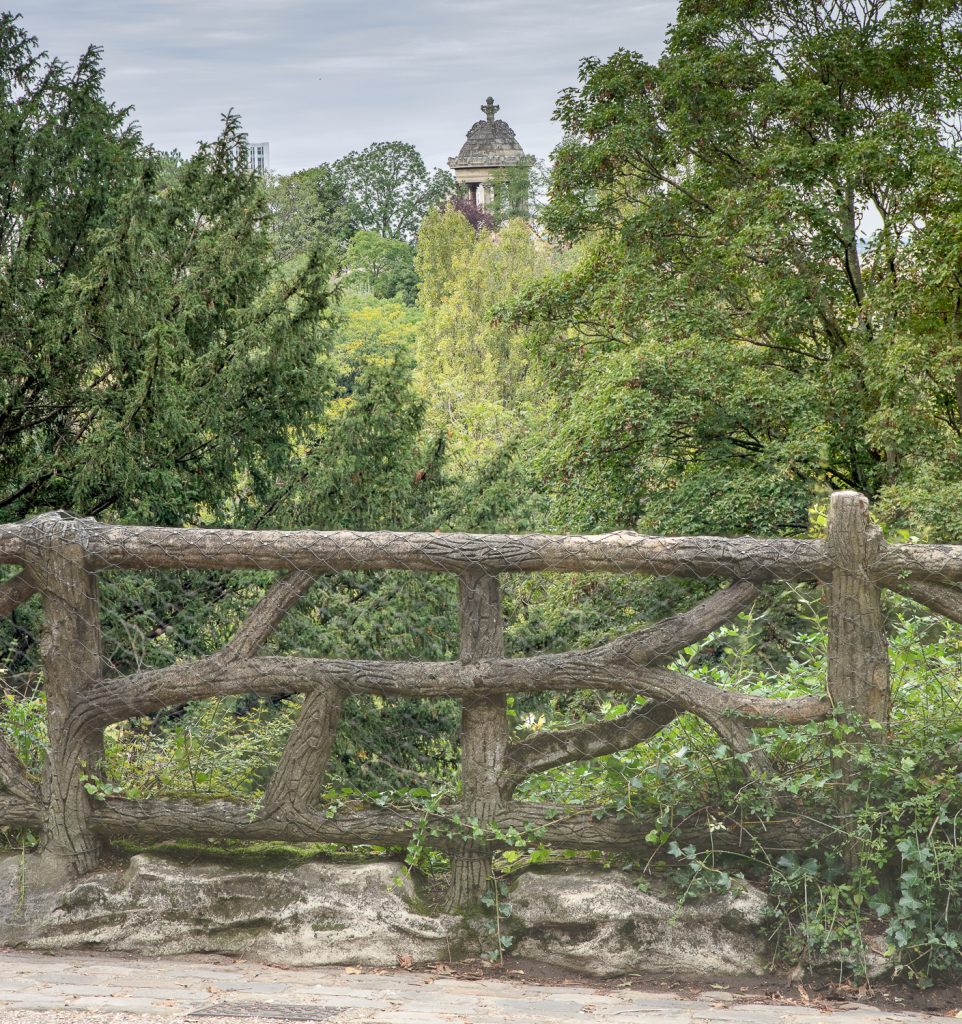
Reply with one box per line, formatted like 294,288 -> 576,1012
247,142 -> 269,172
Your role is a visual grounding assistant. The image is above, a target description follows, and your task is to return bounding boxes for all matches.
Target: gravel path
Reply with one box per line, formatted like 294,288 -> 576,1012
0,949 -> 944,1023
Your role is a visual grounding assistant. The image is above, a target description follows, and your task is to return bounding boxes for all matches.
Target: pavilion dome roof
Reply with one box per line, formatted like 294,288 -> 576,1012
448,97 -> 526,170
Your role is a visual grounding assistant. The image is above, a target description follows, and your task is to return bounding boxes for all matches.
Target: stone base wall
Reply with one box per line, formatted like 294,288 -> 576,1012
0,853 -> 771,976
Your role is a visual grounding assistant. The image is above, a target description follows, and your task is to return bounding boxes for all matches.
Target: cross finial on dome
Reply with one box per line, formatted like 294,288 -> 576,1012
481,96 -> 499,122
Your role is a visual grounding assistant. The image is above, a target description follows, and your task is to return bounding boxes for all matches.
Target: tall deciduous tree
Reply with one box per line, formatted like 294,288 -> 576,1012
518,0 -> 962,536
415,210 -> 554,485
487,158 -> 550,229
0,15 -> 337,525
268,164 -> 357,261
333,141 -> 453,242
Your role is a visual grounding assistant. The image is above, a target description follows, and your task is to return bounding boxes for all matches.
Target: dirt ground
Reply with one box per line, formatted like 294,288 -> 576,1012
422,956 -> 962,1018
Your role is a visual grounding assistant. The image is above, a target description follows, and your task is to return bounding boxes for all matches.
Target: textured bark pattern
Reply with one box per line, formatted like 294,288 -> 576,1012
5,512 -> 961,583
28,514 -> 105,877
0,795 -> 828,859
0,734 -> 40,803
0,569 -> 36,617
872,543 -> 962,585
87,649 -> 829,726
260,684 -> 345,817
826,492 -> 890,724
223,570 -> 345,819
888,577 -> 962,625
0,524 -> 25,564
86,583 -> 822,728
0,498 -> 946,883
826,492 -> 890,870
1,516 -> 834,580
447,572 -> 508,910
503,701 -> 678,793
0,793 -> 41,827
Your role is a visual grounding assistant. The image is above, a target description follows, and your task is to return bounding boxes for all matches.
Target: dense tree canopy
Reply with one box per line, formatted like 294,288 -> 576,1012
268,164 -> 356,260
344,230 -> 418,304
269,141 -> 452,263
416,212 -> 552,469
0,15 -> 337,525
517,0 -> 962,536
333,141 -> 453,242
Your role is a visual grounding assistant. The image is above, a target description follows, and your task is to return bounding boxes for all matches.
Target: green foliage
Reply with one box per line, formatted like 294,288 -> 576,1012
253,294 -> 430,531
514,604 -> 962,986
0,14 -> 338,524
765,724 -> 962,986
333,141 -> 453,242
486,160 -> 535,227
413,206 -> 476,309
479,878 -> 514,961
516,0 -> 962,536
268,139 -> 450,275
0,690 -> 45,776
268,164 -> 356,259
113,837 -> 364,868
482,158 -> 551,230
99,698 -> 298,800
415,213 -> 554,478
5,9 -> 962,994
344,231 -> 418,304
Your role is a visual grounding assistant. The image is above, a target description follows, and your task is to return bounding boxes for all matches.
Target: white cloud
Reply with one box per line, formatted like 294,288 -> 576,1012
21,0 -> 677,173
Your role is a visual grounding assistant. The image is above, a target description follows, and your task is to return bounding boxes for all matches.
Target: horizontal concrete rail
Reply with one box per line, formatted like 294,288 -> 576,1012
1,516 -> 831,580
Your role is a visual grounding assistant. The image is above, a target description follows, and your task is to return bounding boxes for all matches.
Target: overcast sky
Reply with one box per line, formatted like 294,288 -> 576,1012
20,1 -> 678,175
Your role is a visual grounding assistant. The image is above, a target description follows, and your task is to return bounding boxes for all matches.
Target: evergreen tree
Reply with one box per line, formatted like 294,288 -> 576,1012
0,14 -> 337,525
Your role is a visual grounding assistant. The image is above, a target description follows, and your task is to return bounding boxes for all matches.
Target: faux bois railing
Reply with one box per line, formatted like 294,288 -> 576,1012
0,490 -> 959,908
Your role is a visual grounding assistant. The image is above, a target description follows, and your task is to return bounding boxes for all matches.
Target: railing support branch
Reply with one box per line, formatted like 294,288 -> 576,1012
445,571 -> 508,912
826,491 -> 890,727
826,491 -> 890,868
28,513 -> 105,880
260,684 -> 345,818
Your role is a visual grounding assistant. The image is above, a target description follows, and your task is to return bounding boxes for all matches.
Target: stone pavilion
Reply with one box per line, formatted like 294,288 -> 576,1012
448,97 -> 529,210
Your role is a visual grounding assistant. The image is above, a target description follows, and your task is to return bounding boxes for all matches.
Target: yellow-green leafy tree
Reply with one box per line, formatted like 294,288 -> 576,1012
414,210 -> 555,479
